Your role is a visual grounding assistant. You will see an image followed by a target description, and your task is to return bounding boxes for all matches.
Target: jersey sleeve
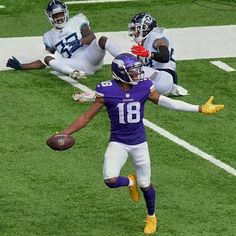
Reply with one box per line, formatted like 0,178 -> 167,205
95,80 -> 114,98
151,28 -> 169,44
75,13 -> 90,31
95,83 -> 105,98
43,31 -> 56,53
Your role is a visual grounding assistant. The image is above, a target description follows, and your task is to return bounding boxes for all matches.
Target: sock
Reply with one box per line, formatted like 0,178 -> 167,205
105,176 -> 129,188
49,59 -> 74,75
105,38 -> 122,57
141,184 -> 156,216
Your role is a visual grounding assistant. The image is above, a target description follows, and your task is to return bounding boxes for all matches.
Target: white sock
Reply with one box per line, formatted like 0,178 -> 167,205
128,177 -> 134,187
105,38 -> 122,57
148,214 -> 156,218
49,59 -> 74,75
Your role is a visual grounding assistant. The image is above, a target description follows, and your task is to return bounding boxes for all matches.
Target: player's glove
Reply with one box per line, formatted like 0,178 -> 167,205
6,56 -> 22,70
131,44 -> 151,58
201,96 -> 224,114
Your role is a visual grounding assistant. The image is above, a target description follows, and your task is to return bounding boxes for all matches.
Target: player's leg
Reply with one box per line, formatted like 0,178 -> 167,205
143,66 -> 174,96
84,37 -> 121,66
44,55 -> 86,79
130,142 -> 157,234
103,142 -> 130,188
98,36 -> 121,57
158,68 -> 178,84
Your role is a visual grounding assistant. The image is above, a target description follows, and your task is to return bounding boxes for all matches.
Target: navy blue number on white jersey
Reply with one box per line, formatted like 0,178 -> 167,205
55,33 -> 82,58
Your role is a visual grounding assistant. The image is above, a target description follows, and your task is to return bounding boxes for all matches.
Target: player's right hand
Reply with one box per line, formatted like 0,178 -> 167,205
6,56 -> 22,70
201,96 -> 224,114
131,44 -> 151,58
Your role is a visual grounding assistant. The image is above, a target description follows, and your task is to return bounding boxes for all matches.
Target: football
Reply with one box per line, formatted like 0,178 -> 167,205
46,133 -> 75,151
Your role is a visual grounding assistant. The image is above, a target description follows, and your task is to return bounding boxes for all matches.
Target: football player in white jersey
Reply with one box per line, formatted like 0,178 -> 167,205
128,13 -> 188,96
6,0 -> 121,79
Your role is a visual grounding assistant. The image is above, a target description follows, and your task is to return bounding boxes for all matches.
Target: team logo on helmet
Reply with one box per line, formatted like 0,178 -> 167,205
128,13 -> 157,43
112,53 -> 144,85
46,0 -> 69,29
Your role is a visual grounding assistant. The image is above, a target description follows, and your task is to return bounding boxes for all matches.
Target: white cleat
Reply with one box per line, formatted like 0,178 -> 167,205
70,70 -> 87,80
72,92 -> 95,103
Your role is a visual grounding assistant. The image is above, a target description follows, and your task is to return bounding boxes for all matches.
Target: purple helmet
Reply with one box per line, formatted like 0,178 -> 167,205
128,13 -> 157,43
112,53 -> 143,85
46,0 -> 69,29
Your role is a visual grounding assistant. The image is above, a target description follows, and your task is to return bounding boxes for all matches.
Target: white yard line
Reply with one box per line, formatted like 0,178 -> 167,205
210,60 -> 236,72
51,72 -> 236,177
65,0 -> 134,4
51,71 -> 94,93
144,119 -> 236,177
0,5 -> 6,9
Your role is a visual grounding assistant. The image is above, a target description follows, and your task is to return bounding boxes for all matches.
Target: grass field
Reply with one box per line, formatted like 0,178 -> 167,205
0,0 -> 236,235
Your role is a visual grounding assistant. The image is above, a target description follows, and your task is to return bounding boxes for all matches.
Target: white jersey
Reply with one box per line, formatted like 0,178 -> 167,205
43,13 -> 89,58
139,27 -> 176,71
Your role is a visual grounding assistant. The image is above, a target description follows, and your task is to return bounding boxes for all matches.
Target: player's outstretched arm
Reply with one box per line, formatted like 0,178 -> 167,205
149,91 -> 224,114
6,57 -> 46,70
62,97 -> 104,135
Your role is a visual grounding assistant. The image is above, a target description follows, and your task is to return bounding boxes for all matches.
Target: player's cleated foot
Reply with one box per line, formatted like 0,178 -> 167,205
72,92 -> 95,103
70,70 -> 87,80
128,174 -> 140,203
144,215 -> 158,234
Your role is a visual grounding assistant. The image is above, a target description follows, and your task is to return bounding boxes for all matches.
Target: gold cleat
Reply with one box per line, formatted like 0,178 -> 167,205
128,174 -> 140,203
144,215 -> 158,234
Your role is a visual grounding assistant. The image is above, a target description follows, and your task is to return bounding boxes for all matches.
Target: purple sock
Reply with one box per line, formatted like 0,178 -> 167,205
105,176 -> 129,188
141,184 -> 156,215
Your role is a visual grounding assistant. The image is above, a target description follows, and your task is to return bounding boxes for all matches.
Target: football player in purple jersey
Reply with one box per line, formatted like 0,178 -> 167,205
6,0 -> 121,79
55,53 -> 224,234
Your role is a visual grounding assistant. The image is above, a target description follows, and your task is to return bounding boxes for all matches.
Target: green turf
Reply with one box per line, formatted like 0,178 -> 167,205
0,0 -> 236,235
2,0 -> 236,36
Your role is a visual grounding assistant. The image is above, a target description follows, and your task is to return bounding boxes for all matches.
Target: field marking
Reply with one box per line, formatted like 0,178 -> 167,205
65,0 -> 134,4
210,60 -> 236,72
51,71 -> 236,177
0,5 -> 6,9
144,119 -> 236,177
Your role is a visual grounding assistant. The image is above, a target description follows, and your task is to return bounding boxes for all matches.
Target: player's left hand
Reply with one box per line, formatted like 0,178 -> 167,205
201,96 -> 224,114
131,44 -> 151,58
6,56 -> 22,70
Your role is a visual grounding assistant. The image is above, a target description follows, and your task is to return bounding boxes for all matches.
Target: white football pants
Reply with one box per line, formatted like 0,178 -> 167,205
103,141 -> 151,188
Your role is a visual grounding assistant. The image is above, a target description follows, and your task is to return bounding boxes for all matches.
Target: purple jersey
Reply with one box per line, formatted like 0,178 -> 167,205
96,79 -> 154,145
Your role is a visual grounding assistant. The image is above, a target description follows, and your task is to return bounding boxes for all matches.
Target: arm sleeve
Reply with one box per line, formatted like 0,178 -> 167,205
151,46 -> 169,63
158,95 -> 199,112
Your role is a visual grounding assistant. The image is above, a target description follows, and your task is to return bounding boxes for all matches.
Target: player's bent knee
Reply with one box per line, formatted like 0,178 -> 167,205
98,36 -> 108,49
138,178 -> 150,188
104,177 -> 119,188
44,56 -> 55,66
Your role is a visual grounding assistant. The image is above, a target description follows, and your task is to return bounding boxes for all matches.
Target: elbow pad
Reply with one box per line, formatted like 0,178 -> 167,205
152,46 -> 169,63
158,95 -> 199,112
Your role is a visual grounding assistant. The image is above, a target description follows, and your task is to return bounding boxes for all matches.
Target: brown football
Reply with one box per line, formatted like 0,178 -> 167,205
46,133 -> 75,151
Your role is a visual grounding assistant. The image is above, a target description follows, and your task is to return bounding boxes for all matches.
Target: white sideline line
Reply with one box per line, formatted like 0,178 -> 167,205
51,71 -> 93,93
144,119 -> 236,177
210,60 -> 236,72
0,5 -> 6,9
51,71 -> 236,177
65,0 -> 134,4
